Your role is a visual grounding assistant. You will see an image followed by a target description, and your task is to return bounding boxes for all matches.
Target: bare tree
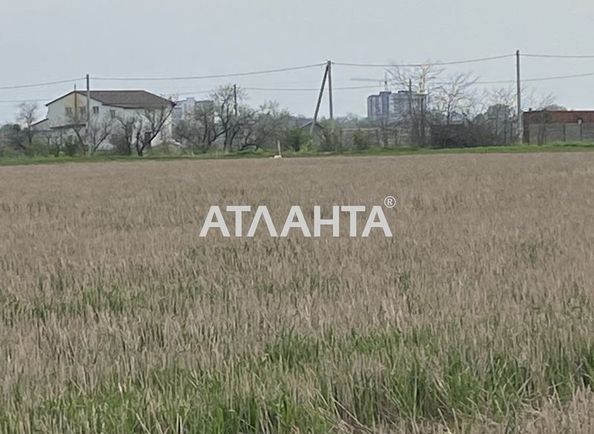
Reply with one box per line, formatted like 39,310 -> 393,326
110,115 -> 137,155
174,101 -> 225,152
65,108 -> 87,154
522,88 -> 557,145
523,87 -> 556,111
174,95 -> 291,153
176,85 -> 284,153
232,102 -> 293,152
174,117 -> 202,152
388,62 -> 442,145
134,104 -> 174,156
0,123 -> 25,151
432,72 -> 478,125
235,106 -> 259,151
476,87 -> 517,144
389,63 -> 480,132
46,131 -> 63,157
196,102 -> 224,149
17,102 -> 39,146
87,116 -> 115,155
211,85 -> 245,152
389,63 -> 443,94
249,102 -> 291,151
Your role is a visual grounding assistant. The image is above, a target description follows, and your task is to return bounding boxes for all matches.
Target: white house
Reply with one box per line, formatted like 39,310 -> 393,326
34,90 -> 175,151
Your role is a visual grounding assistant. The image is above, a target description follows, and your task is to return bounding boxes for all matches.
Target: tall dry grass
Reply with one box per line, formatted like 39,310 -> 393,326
0,153 -> 593,433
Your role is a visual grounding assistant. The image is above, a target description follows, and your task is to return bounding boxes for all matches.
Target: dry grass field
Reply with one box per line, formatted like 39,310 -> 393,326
0,153 -> 593,433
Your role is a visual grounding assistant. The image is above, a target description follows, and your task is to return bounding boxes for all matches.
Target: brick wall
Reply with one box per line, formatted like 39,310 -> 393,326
524,110 -> 594,144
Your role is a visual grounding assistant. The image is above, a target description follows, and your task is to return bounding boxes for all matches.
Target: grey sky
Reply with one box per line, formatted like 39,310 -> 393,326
1,0 -> 593,123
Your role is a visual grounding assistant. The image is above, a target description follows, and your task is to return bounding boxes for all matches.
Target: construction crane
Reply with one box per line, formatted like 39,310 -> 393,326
350,71 -> 391,91
352,71 -> 440,96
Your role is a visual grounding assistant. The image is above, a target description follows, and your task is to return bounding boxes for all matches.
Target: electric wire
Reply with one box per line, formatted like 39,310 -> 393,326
91,63 -> 326,82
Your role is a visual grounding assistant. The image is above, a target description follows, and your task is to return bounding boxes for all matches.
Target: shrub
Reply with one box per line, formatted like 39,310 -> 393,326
111,133 -> 133,156
320,129 -> 339,152
286,128 -> 310,152
63,137 -> 83,157
23,140 -> 50,157
353,129 -> 371,150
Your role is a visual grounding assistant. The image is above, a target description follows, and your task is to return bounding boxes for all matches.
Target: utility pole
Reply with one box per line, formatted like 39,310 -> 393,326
233,84 -> 238,117
311,63 -> 329,136
407,79 -> 413,116
74,83 -> 78,117
516,50 -> 523,143
327,60 -> 333,121
420,94 -> 426,147
408,79 -> 417,143
86,74 -> 91,153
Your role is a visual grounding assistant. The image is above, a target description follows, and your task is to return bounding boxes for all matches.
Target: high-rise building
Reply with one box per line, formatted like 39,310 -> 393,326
367,90 -> 425,122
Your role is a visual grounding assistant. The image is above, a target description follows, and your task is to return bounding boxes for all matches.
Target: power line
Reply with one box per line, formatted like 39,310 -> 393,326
0,84 -> 377,105
244,84 -> 379,92
159,84 -> 380,97
0,98 -> 48,104
524,71 -> 594,82
163,89 -> 213,96
2,58 -> 594,108
333,54 -> 515,68
473,79 -> 517,85
0,78 -> 83,91
3,70 -> 591,104
1,53 -> 593,92
522,53 -> 594,59
92,63 -> 326,82
473,71 -> 594,85
351,71 -> 594,87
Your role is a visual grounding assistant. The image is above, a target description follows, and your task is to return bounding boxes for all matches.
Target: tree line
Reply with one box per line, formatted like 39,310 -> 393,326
0,70 -> 561,158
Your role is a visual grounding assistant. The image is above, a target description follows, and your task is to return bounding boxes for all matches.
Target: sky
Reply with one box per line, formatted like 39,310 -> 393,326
1,0 -> 594,123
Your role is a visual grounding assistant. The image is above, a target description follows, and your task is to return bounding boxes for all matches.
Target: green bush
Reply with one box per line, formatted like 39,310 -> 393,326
110,133 -> 133,156
63,137 -> 83,157
286,128 -> 310,152
23,140 -> 50,157
320,129 -> 339,152
0,146 -> 21,158
353,129 -> 371,150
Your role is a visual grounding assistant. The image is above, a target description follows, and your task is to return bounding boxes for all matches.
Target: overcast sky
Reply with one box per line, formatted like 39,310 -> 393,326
1,0 -> 593,123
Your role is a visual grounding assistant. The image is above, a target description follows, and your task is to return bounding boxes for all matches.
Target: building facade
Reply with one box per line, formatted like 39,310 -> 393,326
367,90 -> 425,122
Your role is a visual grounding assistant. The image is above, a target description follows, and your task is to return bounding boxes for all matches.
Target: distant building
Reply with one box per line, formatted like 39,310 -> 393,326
171,97 -> 214,123
367,90 -> 425,122
523,110 -> 594,144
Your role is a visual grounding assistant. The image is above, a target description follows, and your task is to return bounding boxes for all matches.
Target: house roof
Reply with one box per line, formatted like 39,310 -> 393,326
46,90 -> 174,109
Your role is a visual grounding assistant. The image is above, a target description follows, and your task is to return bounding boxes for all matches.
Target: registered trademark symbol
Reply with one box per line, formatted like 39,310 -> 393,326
384,196 -> 397,209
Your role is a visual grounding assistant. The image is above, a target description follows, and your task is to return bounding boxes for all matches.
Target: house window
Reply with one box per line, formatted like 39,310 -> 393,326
79,107 -> 86,116
110,109 -> 116,119
65,107 -> 73,116
92,106 -> 99,115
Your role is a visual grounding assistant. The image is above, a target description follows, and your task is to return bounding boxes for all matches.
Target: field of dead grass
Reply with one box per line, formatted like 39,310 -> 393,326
0,153 -> 593,433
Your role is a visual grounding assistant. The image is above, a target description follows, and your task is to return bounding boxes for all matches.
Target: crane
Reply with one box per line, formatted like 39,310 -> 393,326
350,71 -> 391,91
